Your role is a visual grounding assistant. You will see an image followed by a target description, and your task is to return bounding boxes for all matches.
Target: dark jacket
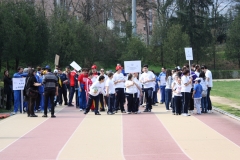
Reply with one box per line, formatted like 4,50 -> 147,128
4,76 -> 12,94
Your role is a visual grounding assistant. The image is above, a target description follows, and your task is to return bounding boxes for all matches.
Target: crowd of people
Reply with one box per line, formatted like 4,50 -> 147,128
2,63 -> 213,117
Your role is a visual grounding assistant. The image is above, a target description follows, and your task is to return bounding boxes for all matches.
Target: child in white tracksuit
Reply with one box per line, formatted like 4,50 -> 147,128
192,78 -> 203,114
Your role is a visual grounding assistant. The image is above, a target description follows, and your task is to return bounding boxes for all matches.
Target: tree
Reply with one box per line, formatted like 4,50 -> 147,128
163,24 -> 189,66
225,14 -> 240,68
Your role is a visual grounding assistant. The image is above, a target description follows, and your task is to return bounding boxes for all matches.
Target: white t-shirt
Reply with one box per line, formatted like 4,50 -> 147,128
125,80 -> 137,94
97,74 -> 108,91
133,77 -> 142,98
181,76 -> 192,93
200,78 -> 208,91
173,82 -> 182,96
139,71 -> 155,88
89,81 -> 106,96
91,75 -> 98,83
195,71 -> 200,77
165,76 -> 172,89
205,70 -> 213,87
112,72 -> 125,88
105,78 -> 115,94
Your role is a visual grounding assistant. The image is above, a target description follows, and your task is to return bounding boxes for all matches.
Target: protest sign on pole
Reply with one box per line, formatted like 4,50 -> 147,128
13,78 -> 26,91
124,60 -> 141,73
55,54 -> 60,66
185,47 -> 193,67
70,61 -> 82,71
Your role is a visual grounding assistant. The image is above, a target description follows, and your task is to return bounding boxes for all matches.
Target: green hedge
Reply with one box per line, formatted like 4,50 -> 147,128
212,70 -> 240,79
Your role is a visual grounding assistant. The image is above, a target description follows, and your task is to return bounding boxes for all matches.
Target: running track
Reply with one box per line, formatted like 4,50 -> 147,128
1,104 -> 240,160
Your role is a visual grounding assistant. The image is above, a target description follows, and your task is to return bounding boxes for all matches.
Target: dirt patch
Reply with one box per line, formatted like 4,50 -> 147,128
211,96 -> 240,109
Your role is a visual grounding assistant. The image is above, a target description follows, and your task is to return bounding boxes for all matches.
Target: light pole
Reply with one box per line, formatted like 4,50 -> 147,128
132,0 -> 136,35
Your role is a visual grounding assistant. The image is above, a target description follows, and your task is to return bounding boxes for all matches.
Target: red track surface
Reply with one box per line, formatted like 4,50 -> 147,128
194,113 -> 240,147
0,107 -> 85,160
122,113 -> 189,160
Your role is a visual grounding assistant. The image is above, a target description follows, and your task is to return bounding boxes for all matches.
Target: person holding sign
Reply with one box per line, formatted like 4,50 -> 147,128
139,64 -> 155,112
181,69 -> 192,116
13,66 -> 28,114
113,65 -> 126,113
158,67 -> 166,104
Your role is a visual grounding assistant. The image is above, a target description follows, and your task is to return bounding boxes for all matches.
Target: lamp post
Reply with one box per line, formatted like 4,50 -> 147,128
132,0 -> 136,35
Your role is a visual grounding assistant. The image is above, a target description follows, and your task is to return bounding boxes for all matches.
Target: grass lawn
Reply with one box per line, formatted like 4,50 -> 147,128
211,81 -> 240,105
212,102 -> 240,117
211,81 -> 240,117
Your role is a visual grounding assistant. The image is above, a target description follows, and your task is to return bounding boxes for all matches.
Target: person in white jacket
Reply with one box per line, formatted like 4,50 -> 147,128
84,75 -> 106,115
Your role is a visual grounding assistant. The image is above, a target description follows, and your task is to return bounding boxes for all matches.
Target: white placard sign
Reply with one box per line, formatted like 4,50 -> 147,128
70,61 -> 82,71
124,60 -> 141,73
185,47 -> 193,60
12,78 -> 26,90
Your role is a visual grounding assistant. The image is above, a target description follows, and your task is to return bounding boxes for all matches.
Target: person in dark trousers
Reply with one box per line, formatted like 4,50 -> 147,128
4,70 -> 12,110
58,68 -> 68,105
105,72 -> 115,115
75,71 -> 79,108
139,64 -> 156,112
25,69 -> 42,117
112,65 -> 126,113
42,68 -> 58,118
68,68 -> 77,106
84,75 -> 106,115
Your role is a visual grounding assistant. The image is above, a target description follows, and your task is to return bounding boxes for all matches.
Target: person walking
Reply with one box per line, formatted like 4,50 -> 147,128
84,76 -> 106,115
201,65 -> 213,113
105,72 -> 115,115
13,67 -> 28,114
113,65 -> 126,113
4,70 -> 12,110
139,64 -> 155,112
25,69 -> 42,117
192,78 -> 203,115
42,68 -> 58,118
165,69 -> 172,111
58,68 -> 68,105
181,69 -> 192,116
158,67 -> 166,104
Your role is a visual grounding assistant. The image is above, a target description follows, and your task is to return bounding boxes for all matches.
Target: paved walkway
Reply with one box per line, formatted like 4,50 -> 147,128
1,102 -> 240,160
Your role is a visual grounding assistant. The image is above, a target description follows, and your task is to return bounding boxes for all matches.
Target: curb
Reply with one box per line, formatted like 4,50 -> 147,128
213,106 -> 240,122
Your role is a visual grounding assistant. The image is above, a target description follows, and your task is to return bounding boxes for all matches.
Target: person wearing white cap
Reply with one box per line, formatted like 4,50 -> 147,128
192,78 -> 203,115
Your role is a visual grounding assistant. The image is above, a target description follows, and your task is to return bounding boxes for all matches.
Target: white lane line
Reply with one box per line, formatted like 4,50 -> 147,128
0,107 -> 66,152
154,114 -> 192,160
56,115 -> 86,160
193,114 -> 240,149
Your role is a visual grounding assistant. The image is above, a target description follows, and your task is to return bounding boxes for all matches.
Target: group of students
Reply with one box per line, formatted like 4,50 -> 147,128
79,64 -> 156,115
4,62 -> 213,118
159,64 -> 213,116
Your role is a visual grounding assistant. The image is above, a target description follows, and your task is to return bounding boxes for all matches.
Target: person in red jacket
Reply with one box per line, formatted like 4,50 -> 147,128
68,69 -> 77,106
78,68 -> 89,111
91,65 -> 99,83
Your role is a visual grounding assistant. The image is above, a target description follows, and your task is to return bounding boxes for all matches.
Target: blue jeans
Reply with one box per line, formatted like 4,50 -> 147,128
181,92 -> 190,114
14,90 -> 22,112
68,86 -> 75,105
207,87 -> 212,110
79,89 -> 86,109
160,86 -> 166,103
40,93 -> 44,111
165,89 -> 172,110
201,97 -> 208,113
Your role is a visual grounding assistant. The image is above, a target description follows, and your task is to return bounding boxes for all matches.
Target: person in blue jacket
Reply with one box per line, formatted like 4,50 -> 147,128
13,66 -> 28,114
158,67 -> 166,104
